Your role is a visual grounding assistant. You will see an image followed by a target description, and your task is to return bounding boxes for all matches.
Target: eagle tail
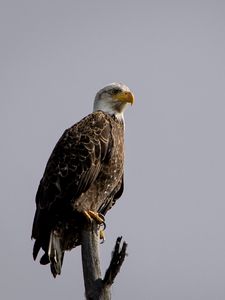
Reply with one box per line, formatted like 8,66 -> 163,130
48,231 -> 64,277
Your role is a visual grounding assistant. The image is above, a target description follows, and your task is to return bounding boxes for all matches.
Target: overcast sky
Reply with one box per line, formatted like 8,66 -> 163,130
1,0 -> 225,299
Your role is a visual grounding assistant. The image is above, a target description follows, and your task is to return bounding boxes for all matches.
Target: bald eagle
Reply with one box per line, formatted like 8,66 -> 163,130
31,83 -> 134,277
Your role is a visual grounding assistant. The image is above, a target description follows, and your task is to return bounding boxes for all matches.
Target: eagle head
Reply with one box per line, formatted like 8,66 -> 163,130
93,83 -> 134,119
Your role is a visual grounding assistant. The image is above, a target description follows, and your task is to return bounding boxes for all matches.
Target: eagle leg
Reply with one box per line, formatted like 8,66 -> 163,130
83,210 -> 106,243
83,210 -> 105,224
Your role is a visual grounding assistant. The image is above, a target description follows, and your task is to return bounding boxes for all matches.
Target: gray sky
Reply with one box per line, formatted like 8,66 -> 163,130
1,0 -> 225,299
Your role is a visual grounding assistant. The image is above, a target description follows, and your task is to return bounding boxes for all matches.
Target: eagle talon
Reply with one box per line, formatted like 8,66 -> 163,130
98,212 -> 105,222
99,221 -> 106,231
83,210 -> 105,225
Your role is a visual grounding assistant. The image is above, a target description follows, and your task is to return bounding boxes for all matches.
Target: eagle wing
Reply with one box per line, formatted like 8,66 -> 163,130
32,111 -> 112,242
40,112 -> 111,207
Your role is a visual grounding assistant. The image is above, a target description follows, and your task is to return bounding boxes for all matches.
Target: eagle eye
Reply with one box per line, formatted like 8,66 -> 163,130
111,88 -> 121,95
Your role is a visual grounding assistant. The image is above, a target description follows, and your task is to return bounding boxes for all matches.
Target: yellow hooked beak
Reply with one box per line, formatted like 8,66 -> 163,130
113,90 -> 135,105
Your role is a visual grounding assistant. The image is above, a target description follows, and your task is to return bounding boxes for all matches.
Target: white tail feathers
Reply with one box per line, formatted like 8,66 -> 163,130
48,231 -> 64,277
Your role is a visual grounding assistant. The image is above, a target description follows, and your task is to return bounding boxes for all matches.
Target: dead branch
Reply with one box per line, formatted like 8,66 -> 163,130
81,223 -> 127,300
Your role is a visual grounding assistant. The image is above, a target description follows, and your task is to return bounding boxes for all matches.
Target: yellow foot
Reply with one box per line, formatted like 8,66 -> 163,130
83,210 -> 105,224
82,210 -> 106,243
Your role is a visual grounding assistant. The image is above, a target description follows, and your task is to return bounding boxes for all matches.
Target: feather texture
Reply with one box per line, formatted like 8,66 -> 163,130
31,82 -> 134,276
32,111 -> 125,275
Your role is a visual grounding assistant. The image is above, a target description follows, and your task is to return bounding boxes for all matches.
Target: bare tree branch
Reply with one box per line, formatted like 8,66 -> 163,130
103,236 -> 127,287
81,222 -> 127,300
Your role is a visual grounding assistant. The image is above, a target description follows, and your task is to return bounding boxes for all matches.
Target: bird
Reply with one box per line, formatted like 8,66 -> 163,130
31,82 -> 134,277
